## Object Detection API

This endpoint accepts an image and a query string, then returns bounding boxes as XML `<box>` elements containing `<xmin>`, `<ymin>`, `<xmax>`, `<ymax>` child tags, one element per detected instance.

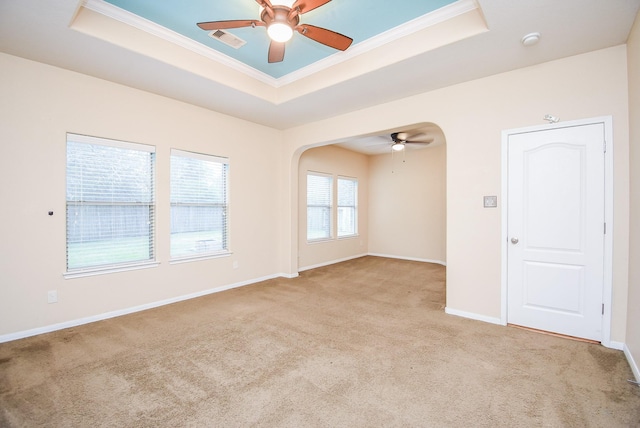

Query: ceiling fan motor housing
<box><xmin>261</xmin><ymin>5</ymin><xmax>300</xmax><ymax>35</ymax></box>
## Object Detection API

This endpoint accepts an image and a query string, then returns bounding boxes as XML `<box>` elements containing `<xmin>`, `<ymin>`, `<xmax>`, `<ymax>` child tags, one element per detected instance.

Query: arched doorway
<box><xmin>292</xmin><ymin>122</ymin><xmax>447</xmax><ymax>288</ymax></box>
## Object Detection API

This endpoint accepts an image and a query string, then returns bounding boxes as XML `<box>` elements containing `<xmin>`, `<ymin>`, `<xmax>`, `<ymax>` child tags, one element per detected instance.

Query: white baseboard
<box><xmin>445</xmin><ymin>307</ymin><xmax>504</xmax><ymax>325</ymax></box>
<box><xmin>624</xmin><ymin>344</ymin><xmax>640</xmax><ymax>382</ymax></box>
<box><xmin>367</xmin><ymin>253</ymin><xmax>446</xmax><ymax>266</ymax></box>
<box><xmin>298</xmin><ymin>253</ymin><xmax>368</xmax><ymax>272</ymax></box>
<box><xmin>604</xmin><ymin>340</ymin><xmax>624</xmax><ymax>351</ymax></box>
<box><xmin>0</xmin><ymin>272</ymin><xmax>291</xmax><ymax>344</ymax></box>
<box><xmin>299</xmin><ymin>253</ymin><xmax>446</xmax><ymax>272</ymax></box>
<box><xmin>279</xmin><ymin>272</ymin><xmax>299</xmax><ymax>279</ymax></box>
<box><xmin>0</xmin><ymin>255</ymin><xmax>441</xmax><ymax>343</ymax></box>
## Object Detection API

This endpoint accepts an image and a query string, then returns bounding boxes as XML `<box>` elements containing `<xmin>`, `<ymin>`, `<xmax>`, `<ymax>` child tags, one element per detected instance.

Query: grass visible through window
<box><xmin>171</xmin><ymin>230</ymin><xmax>224</xmax><ymax>258</ymax></box>
<box><xmin>67</xmin><ymin>237</ymin><xmax>152</xmax><ymax>270</ymax></box>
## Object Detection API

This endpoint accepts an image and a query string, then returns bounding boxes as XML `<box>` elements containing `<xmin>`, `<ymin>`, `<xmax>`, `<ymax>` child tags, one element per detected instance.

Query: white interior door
<box><xmin>507</xmin><ymin>123</ymin><xmax>605</xmax><ymax>341</ymax></box>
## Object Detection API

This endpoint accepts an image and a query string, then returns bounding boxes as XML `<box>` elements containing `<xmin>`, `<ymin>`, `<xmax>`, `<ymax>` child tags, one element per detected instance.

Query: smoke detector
<box><xmin>521</xmin><ymin>32</ymin><xmax>540</xmax><ymax>46</ymax></box>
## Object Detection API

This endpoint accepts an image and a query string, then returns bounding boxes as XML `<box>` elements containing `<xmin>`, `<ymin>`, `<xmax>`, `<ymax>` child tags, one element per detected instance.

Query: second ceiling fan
<box><xmin>390</xmin><ymin>132</ymin><xmax>434</xmax><ymax>151</ymax></box>
<box><xmin>197</xmin><ymin>0</ymin><xmax>353</xmax><ymax>63</ymax></box>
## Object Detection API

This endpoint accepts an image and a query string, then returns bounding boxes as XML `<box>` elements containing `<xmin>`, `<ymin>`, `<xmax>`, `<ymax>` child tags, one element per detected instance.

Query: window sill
<box><xmin>307</xmin><ymin>238</ymin><xmax>333</xmax><ymax>244</ymax></box>
<box><xmin>169</xmin><ymin>251</ymin><xmax>232</xmax><ymax>265</ymax></box>
<box><xmin>64</xmin><ymin>261</ymin><xmax>160</xmax><ymax>279</ymax></box>
<box><xmin>338</xmin><ymin>234</ymin><xmax>359</xmax><ymax>240</ymax></box>
<box><xmin>307</xmin><ymin>234</ymin><xmax>359</xmax><ymax>244</ymax></box>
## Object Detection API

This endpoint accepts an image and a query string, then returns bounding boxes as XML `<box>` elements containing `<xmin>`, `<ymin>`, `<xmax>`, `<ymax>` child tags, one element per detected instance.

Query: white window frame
<box><xmin>307</xmin><ymin>171</ymin><xmax>333</xmax><ymax>242</ymax></box>
<box><xmin>64</xmin><ymin>133</ymin><xmax>158</xmax><ymax>279</ymax></box>
<box><xmin>337</xmin><ymin>176</ymin><xmax>358</xmax><ymax>238</ymax></box>
<box><xmin>170</xmin><ymin>149</ymin><xmax>230</xmax><ymax>263</ymax></box>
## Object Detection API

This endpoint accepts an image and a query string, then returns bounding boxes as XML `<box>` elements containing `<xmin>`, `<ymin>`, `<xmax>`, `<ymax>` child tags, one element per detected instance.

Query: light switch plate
<box><xmin>483</xmin><ymin>196</ymin><xmax>498</xmax><ymax>208</ymax></box>
<box><xmin>47</xmin><ymin>290</ymin><xmax>58</xmax><ymax>304</ymax></box>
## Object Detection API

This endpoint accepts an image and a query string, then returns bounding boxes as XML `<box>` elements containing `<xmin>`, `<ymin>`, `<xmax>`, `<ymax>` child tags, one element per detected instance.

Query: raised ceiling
<box><xmin>0</xmin><ymin>0</ymin><xmax>639</xmax><ymax>132</ymax></box>
<box><xmin>101</xmin><ymin>0</ymin><xmax>458</xmax><ymax>79</ymax></box>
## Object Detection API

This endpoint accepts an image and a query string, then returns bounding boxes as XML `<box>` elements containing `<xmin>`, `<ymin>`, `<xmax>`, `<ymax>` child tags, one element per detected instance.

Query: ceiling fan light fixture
<box><xmin>392</xmin><ymin>142</ymin><xmax>405</xmax><ymax>151</ymax></box>
<box><xmin>268</xmin><ymin>22</ymin><xmax>293</xmax><ymax>42</ymax></box>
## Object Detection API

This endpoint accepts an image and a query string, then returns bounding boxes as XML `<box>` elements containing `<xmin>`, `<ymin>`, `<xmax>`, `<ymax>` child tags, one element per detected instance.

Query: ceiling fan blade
<box><xmin>256</xmin><ymin>0</ymin><xmax>275</xmax><ymax>19</ymax></box>
<box><xmin>392</xmin><ymin>132</ymin><xmax>432</xmax><ymax>144</ymax></box>
<box><xmin>407</xmin><ymin>132</ymin><xmax>428</xmax><ymax>140</ymax></box>
<box><xmin>197</xmin><ymin>20</ymin><xmax>262</xmax><ymax>31</ymax></box>
<box><xmin>292</xmin><ymin>0</ymin><xmax>331</xmax><ymax>14</ymax></box>
<box><xmin>256</xmin><ymin>0</ymin><xmax>274</xmax><ymax>8</ymax></box>
<box><xmin>405</xmin><ymin>133</ymin><xmax>433</xmax><ymax>144</ymax></box>
<box><xmin>296</xmin><ymin>24</ymin><xmax>352</xmax><ymax>51</ymax></box>
<box><xmin>268</xmin><ymin>41</ymin><xmax>285</xmax><ymax>63</ymax></box>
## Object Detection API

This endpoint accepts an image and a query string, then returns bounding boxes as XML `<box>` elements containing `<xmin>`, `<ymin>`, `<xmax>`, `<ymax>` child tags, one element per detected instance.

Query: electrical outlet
<box><xmin>483</xmin><ymin>195</ymin><xmax>498</xmax><ymax>208</ymax></box>
<box><xmin>47</xmin><ymin>290</ymin><xmax>58</xmax><ymax>304</ymax></box>
<box><xmin>233</xmin><ymin>261</ymin><xmax>239</xmax><ymax>269</ymax></box>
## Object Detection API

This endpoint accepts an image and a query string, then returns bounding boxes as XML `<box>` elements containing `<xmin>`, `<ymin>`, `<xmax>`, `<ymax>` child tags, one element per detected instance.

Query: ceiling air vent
<box><xmin>208</xmin><ymin>29</ymin><xmax>247</xmax><ymax>49</ymax></box>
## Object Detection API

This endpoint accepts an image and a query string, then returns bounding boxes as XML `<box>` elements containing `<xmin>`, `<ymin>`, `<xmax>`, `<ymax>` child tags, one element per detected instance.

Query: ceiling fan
<box><xmin>197</xmin><ymin>0</ymin><xmax>353</xmax><ymax>63</ymax></box>
<box><xmin>390</xmin><ymin>132</ymin><xmax>434</xmax><ymax>151</ymax></box>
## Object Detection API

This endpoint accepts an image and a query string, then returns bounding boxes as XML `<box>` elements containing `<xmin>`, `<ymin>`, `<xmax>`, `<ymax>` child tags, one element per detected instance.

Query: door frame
<box><xmin>500</xmin><ymin>116</ymin><xmax>614</xmax><ymax>347</ymax></box>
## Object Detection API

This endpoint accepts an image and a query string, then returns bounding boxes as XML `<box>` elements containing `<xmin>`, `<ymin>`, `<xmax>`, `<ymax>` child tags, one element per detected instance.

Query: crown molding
<box><xmin>82</xmin><ymin>0</ymin><xmax>279</xmax><ymax>86</ymax></box>
<box><xmin>276</xmin><ymin>0</ymin><xmax>479</xmax><ymax>86</ymax></box>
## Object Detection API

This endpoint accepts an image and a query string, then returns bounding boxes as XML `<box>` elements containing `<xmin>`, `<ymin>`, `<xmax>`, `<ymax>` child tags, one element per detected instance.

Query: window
<box><xmin>170</xmin><ymin>149</ymin><xmax>229</xmax><ymax>260</ymax></box>
<box><xmin>337</xmin><ymin>177</ymin><xmax>358</xmax><ymax>237</ymax></box>
<box><xmin>66</xmin><ymin>134</ymin><xmax>156</xmax><ymax>275</ymax></box>
<box><xmin>307</xmin><ymin>172</ymin><xmax>332</xmax><ymax>241</ymax></box>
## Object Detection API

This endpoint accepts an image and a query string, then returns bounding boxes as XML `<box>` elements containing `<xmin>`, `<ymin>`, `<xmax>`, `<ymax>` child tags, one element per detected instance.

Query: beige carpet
<box><xmin>0</xmin><ymin>256</ymin><xmax>638</xmax><ymax>427</ymax></box>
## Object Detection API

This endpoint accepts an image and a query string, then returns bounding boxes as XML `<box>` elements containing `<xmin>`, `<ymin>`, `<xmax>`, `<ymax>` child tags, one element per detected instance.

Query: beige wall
<box><xmin>0</xmin><ymin>43</ymin><xmax>633</xmax><ymax>348</ymax></box>
<box><xmin>284</xmin><ymin>45</ymin><xmax>630</xmax><ymax>342</ymax></box>
<box><xmin>298</xmin><ymin>145</ymin><xmax>369</xmax><ymax>269</ymax></box>
<box><xmin>0</xmin><ymin>53</ymin><xmax>283</xmax><ymax>337</ymax></box>
<box><xmin>368</xmin><ymin>144</ymin><xmax>446</xmax><ymax>263</ymax></box>
<box><xmin>626</xmin><ymin>10</ymin><xmax>640</xmax><ymax>378</ymax></box>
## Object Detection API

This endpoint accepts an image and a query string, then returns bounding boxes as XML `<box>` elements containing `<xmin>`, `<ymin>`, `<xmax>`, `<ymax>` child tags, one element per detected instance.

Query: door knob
<box><xmin>511</xmin><ymin>237</ymin><xmax>519</xmax><ymax>244</ymax></box>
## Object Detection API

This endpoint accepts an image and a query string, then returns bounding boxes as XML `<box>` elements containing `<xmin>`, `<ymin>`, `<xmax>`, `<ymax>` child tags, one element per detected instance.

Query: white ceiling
<box><xmin>1</xmin><ymin>0</ymin><xmax>638</xmax><ymax>144</ymax></box>
<box><xmin>335</xmin><ymin>123</ymin><xmax>446</xmax><ymax>156</ymax></box>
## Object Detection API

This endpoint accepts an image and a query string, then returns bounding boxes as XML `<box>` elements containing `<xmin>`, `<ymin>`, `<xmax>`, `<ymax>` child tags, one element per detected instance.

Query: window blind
<box><xmin>66</xmin><ymin>134</ymin><xmax>155</xmax><ymax>273</ymax></box>
<box><xmin>337</xmin><ymin>177</ymin><xmax>358</xmax><ymax>237</ymax></box>
<box><xmin>307</xmin><ymin>172</ymin><xmax>332</xmax><ymax>240</ymax></box>
<box><xmin>170</xmin><ymin>149</ymin><xmax>229</xmax><ymax>260</ymax></box>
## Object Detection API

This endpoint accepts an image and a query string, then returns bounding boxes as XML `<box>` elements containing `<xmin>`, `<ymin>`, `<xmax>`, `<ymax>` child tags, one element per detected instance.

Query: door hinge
<box><xmin>604</xmin><ymin>223</ymin><xmax>606</xmax><ymax>234</ymax></box>
<box><xmin>602</xmin><ymin>303</ymin><xmax>605</xmax><ymax>315</ymax></box>
<box><xmin>603</xmin><ymin>140</ymin><xmax>607</xmax><ymax>153</ymax></box>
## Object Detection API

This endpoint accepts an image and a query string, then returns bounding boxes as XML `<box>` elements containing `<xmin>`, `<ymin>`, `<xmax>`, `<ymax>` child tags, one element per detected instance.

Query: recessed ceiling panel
<box><xmin>103</xmin><ymin>0</ymin><xmax>457</xmax><ymax>78</ymax></box>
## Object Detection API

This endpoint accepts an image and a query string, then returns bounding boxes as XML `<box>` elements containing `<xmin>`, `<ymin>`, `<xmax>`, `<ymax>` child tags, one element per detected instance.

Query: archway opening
<box><xmin>292</xmin><ymin>122</ymin><xmax>447</xmax><ymax>306</ymax></box>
